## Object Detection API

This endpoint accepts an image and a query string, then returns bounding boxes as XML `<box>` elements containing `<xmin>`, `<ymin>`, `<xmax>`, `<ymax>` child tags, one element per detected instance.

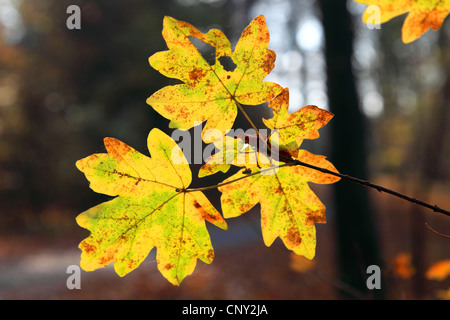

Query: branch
<box><xmin>286</xmin><ymin>158</ymin><xmax>450</xmax><ymax>217</ymax></box>
<box><xmin>425</xmin><ymin>223</ymin><xmax>450</xmax><ymax>238</ymax></box>
<box><xmin>185</xmin><ymin>162</ymin><xmax>292</xmax><ymax>193</ymax></box>
<box><xmin>233</xmin><ymin>100</ymin><xmax>450</xmax><ymax>218</ymax></box>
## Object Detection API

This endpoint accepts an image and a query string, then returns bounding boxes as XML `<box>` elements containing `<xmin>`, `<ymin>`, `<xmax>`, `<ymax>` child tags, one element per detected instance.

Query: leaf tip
<box><xmin>75</xmin><ymin>158</ymin><xmax>84</xmax><ymax>172</ymax></box>
<box><xmin>254</xmin><ymin>15</ymin><xmax>266</xmax><ymax>23</ymax></box>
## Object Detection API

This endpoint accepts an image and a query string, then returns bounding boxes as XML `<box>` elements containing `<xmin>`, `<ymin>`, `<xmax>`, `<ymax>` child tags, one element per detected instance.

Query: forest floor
<box><xmin>0</xmin><ymin>216</ymin><xmax>340</xmax><ymax>300</ymax></box>
<box><xmin>0</xmin><ymin>176</ymin><xmax>448</xmax><ymax>300</ymax></box>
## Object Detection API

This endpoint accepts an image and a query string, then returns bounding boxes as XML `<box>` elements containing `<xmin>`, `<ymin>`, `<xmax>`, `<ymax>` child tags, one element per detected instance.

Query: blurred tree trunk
<box><xmin>408</xmin><ymin>29</ymin><xmax>450</xmax><ymax>298</ymax></box>
<box><xmin>318</xmin><ymin>0</ymin><xmax>383</xmax><ymax>298</ymax></box>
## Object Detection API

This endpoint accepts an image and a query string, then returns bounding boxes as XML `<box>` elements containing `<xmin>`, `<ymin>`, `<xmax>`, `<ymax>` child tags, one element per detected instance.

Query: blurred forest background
<box><xmin>0</xmin><ymin>0</ymin><xmax>448</xmax><ymax>299</ymax></box>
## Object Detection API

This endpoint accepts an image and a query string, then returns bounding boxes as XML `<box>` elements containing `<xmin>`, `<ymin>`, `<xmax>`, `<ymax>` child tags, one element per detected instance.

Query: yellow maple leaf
<box><xmin>147</xmin><ymin>16</ymin><xmax>282</xmax><ymax>143</ymax></box>
<box><xmin>198</xmin><ymin>88</ymin><xmax>339</xmax><ymax>259</ymax></box>
<box><xmin>219</xmin><ymin>151</ymin><xmax>339</xmax><ymax>260</ymax></box>
<box><xmin>355</xmin><ymin>0</ymin><xmax>450</xmax><ymax>43</ymax></box>
<box><xmin>75</xmin><ymin>128</ymin><xmax>227</xmax><ymax>285</ymax></box>
<box><xmin>263</xmin><ymin>88</ymin><xmax>334</xmax><ymax>159</ymax></box>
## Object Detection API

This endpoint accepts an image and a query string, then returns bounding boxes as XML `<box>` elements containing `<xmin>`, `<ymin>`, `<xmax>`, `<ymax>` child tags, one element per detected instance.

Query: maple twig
<box><xmin>286</xmin><ymin>158</ymin><xmax>450</xmax><ymax>217</ymax></box>
<box><xmin>425</xmin><ymin>222</ymin><xmax>450</xmax><ymax>238</ymax></box>
<box><xmin>189</xmin><ymin>157</ymin><xmax>450</xmax><ymax>217</ymax></box>
<box><xmin>234</xmin><ymin>100</ymin><xmax>450</xmax><ymax>218</ymax></box>
<box><xmin>185</xmin><ymin>163</ymin><xmax>291</xmax><ymax>193</ymax></box>
<box><xmin>235</xmin><ymin>100</ymin><xmax>263</xmax><ymax>137</ymax></box>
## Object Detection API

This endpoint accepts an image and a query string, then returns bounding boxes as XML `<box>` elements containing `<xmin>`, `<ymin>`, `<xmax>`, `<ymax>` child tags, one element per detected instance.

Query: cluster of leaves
<box><xmin>76</xmin><ymin>16</ymin><xmax>340</xmax><ymax>285</ymax></box>
<box><xmin>355</xmin><ymin>0</ymin><xmax>450</xmax><ymax>43</ymax></box>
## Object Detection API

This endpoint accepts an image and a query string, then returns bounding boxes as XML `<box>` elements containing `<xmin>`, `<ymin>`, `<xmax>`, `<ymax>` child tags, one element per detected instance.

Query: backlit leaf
<box><xmin>198</xmin><ymin>133</ymin><xmax>266</xmax><ymax>178</ymax></box>
<box><xmin>76</xmin><ymin>128</ymin><xmax>227</xmax><ymax>285</ymax></box>
<box><xmin>219</xmin><ymin>152</ymin><xmax>339</xmax><ymax>259</ymax></box>
<box><xmin>355</xmin><ymin>0</ymin><xmax>450</xmax><ymax>43</ymax></box>
<box><xmin>202</xmin><ymin>90</ymin><xmax>340</xmax><ymax>259</ymax></box>
<box><xmin>147</xmin><ymin>16</ymin><xmax>282</xmax><ymax>142</ymax></box>
<box><xmin>263</xmin><ymin>88</ymin><xmax>334</xmax><ymax>158</ymax></box>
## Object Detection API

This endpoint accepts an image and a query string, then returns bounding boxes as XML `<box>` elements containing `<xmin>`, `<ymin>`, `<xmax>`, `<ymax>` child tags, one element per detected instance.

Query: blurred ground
<box><xmin>0</xmin><ymin>177</ymin><xmax>448</xmax><ymax>300</ymax></box>
<box><xmin>0</xmin><ymin>218</ymin><xmax>338</xmax><ymax>300</ymax></box>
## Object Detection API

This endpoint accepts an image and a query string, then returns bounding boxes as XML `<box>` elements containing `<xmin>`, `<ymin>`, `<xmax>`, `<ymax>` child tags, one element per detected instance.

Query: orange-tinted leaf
<box><xmin>426</xmin><ymin>259</ymin><xmax>450</xmax><ymax>281</ymax></box>
<box><xmin>355</xmin><ymin>0</ymin><xmax>450</xmax><ymax>43</ymax></box>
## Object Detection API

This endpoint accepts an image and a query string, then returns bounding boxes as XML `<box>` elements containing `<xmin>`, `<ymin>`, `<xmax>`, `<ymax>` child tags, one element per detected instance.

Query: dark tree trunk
<box><xmin>318</xmin><ymin>0</ymin><xmax>383</xmax><ymax>298</ymax></box>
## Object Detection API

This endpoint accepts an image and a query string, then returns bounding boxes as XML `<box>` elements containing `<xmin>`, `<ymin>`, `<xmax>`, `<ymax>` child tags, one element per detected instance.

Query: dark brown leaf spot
<box><xmin>99</xmin><ymin>255</ymin><xmax>113</xmax><ymax>265</ymax></box>
<box><xmin>193</xmin><ymin>201</ymin><xmax>201</xmax><ymax>208</ymax></box>
<box><xmin>80</xmin><ymin>242</ymin><xmax>96</xmax><ymax>254</ymax></box>
<box><xmin>206</xmin><ymin>249</ymin><xmax>214</xmax><ymax>261</ymax></box>
<box><xmin>164</xmin><ymin>263</ymin><xmax>174</xmax><ymax>270</ymax></box>
<box><xmin>286</xmin><ymin>227</ymin><xmax>302</xmax><ymax>246</ymax></box>
<box><xmin>189</xmin><ymin>68</ymin><xmax>207</xmax><ymax>82</ymax></box>
<box><xmin>305</xmin><ymin>210</ymin><xmax>326</xmax><ymax>225</ymax></box>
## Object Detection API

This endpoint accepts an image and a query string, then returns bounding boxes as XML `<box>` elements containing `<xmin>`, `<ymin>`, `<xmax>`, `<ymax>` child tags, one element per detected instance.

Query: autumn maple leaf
<box><xmin>263</xmin><ymin>88</ymin><xmax>334</xmax><ymax>159</ymax></box>
<box><xmin>219</xmin><ymin>151</ymin><xmax>339</xmax><ymax>259</ymax></box>
<box><xmin>356</xmin><ymin>0</ymin><xmax>450</xmax><ymax>43</ymax></box>
<box><xmin>147</xmin><ymin>16</ymin><xmax>282</xmax><ymax>143</ymax></box>
<box><xmin>75</xmin><ymin>128</ymin><xmax>227</xmax><ymax>285</ymax></box>
<box><xmin>198</xmin><ymin>132</ymin><xmax>267</xmax><ymax>178</ymax></box>
<box><xmin>199</xmin><ymin>88</ymin><xmax>339</xmax><ymax>259</ymax></box>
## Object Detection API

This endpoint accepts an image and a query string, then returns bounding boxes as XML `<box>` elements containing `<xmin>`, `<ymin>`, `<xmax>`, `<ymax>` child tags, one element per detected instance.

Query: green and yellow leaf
<box><xmin>263</xmin><ymin>88</ymin><xmax>334</xmax><ymax>158</ymax></box>
<box><xmin>147</xmin><ymin>16</ymin><xmax>282</xmax><ymax>142</ymax></box>
<box><xmin>198</xmin><ymin>87</ymin><xmax>340</xmax><ymax>259</ymax></box>
<box><xmin>198</xmin><ymin>132</ymin><xmax>269</xmax><ymax>177</ymax></box>
<box><xmin>76</xmin><ymin>128</ymin><xmax>227</xmax><ymax>285</ymax></box>
<box><xmin>219</xmin><ymin>152</ymin><xmax>339</xmax><ymax>259</ymax></box>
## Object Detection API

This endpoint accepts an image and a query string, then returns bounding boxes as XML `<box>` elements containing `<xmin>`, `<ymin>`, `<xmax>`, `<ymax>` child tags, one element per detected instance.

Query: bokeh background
<box><xmin>0</xmin><ymin>0</ymin><xmax>448</xmax><ymax>299</ymax></box>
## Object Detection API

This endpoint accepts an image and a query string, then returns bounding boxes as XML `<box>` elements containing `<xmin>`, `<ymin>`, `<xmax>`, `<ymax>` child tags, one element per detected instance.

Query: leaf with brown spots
<box><xmin>219</xmin><ymin>151</ymin><xmax>339</xmax><ymax>259</ymax></box>
<box><xmin>147</xmin><ymin>16</ymin><xmax>282</xmax><ymax>143</ymax></box>
<box><xmin>75</xmin><ymin>128</ymin><xmax>227</xmax><ymax>285</ymax></box>
<box><xmin>263</xmin><ymin>88</ymin><xmax>334</xmax><ymax>159</ymax></box>
<box><xmin>355</xmin><ymin>0</ymin><xmax>450</xmax><ymax>43</ymax></box>
<box><xmin>196</xmin><ymin>86</ymin><xmax>340</xmax><ymax>259</ymax></box>
<box><xmin>198</xmin><ymin>88</ymin><xmax>335</xmax><ymax>179</ymax></box>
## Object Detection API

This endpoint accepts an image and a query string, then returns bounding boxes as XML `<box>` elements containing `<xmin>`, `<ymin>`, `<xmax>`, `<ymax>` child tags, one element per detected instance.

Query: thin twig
<box><xmin>425</xmin><ymin>222</ymin><xmax>450</xmax><ymax>238</ymax></box>
<box><xmin>287</xmin><ymin>158</ymin><xmax>450</xmax><ymax>217</ymax></box>
<box><xmin>185</xmin><ymin>163</ymin><xmax>290</xmax><ymax>193</ymax></box>
<box><xmin>232</xmin><ymin>99</ymin><xmax>450</xmax><ymax>218</ymax></box>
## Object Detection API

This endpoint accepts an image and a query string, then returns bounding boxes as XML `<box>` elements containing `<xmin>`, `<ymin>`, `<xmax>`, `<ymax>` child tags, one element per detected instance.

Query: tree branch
<box><xmin>285</xmin><ymin>158</ymin><xmax>450</xmax><ymax>217</ymax></box>
<box><xmin>425</xmin><ymin>222</ymin><xmax>450</xmax><ymax>238</ymax></box>
<box><xmin>233</xmin><ymin>99</ymin><xmax>450</xmax><ymax>218</ymax></box>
